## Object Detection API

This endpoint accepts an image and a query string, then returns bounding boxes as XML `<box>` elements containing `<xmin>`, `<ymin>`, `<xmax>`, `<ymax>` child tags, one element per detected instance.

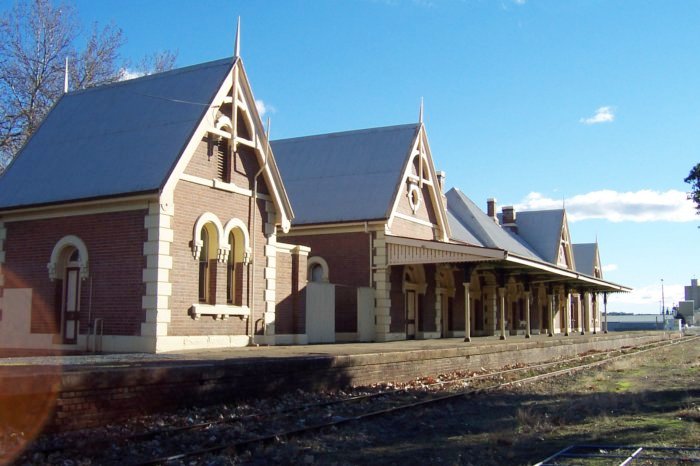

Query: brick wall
<box><xmin>390</xmin><ymin>217</ymin><xmax>435</xmax><ymax>240</ymax></box>
<box><xmin>290</xmin><ymin>232</ymin><xmax>370</xmax><ymax>333</ymax></box>
<box><xmin>0</xmin><ymin>332</ymin><xmax>670</xmax><ymax>432</ymax></box>
<box><xmin>396</xmin><ymin>182</ymin><xmax>439</xmax><ymax>225</ymax></box>
<box><xmin>3</xmin><ymin>210</ymin><xmax>147</xmax><ymax>336</ymax></box>
<box><xmin>170</xmin><ymin>137</ymin><xmax>271</xmax><ymax>337</ymax></box>
<box><xmin>275</xmin><ymin>248</ymin><xmax>307</xmax><ymax>335</ymax></box>
<box><xmin>170</xmin><ymin>182</ymin><xmax>266</xmax><ymax>336</ymax></box>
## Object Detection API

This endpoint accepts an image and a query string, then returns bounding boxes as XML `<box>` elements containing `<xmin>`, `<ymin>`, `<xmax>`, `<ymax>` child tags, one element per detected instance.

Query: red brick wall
<box><xmin>421</xmin><ymin>264</ymin><xmax>436</xmax><ymax>332</ymax></box>
<box><xmin>170</xmin><ymin>180</ymin><xmax>268</xmax><ymax>336</ymax></box>
<box><xmin>390</xmin><ymin>266</ymin><xmax>405</xmax><ymax>333</ymax></box>
<box><xmin>288</xmin><ymin>232</ymin><xmax>370</xmax><ymax>334</ymax></box>
<box><xmin>275</xmin><ymin>250</ymin><xmax>307</xmax><ymax>335</ymax></box>
<box><xmin>396</xmin><ymin>183</ymin><xmax>439</xmax><ymax>225</ymax></box>
<box><xmin>289</xmin><ymin>232</ymin><xmax>370</xmax><ymax>288</ymax></box>
<box><xmin>183</xmin><ymin>137</ymin><xmax>268</xmax><ymax>195</ymax></box>
<box><xmin>390</xmin><ymin>217</ymin><xmax>435</xmax><ymax>240</ymax></box>
<box><xmin>3</xmin><ymin>210</ymin><xmax>147</xmax><ymax>336</ymax></box>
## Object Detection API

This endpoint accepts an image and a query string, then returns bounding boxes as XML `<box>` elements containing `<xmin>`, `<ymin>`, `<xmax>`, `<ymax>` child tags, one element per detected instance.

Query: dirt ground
<box><xmin>281</xmin><ymin>338</ymin><xmax>700</xmax><ymax>466</ymax></box>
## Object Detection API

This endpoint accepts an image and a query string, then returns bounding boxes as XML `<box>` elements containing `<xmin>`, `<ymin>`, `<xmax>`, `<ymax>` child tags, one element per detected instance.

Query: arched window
<box><xmin>310</xmin><ymin>263</ymin><xmax>324</xmax><ymax>283</ymax></box>
<box><xmin>307</xmin><ymin>257</ymin><xmax>330</xmax><ymax>283</ymax></box>
<box><xmin>198</xmin><ymin>227</ymin><xmax>210</xmax><ymax>303</ymax></box>
<box><xmin>227</xmin><ymin>232</ymin><xmax>236</xmax><ymax>304</ymax></box>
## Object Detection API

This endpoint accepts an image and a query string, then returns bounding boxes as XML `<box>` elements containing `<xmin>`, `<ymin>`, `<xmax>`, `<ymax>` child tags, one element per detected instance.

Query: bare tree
<box><xmin>0</xmin><ymin>0</ymin><xmax>176</xmax><ymax>171</ymax></box>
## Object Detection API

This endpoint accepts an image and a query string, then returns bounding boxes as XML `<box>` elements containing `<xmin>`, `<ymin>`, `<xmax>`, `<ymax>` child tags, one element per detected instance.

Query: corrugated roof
<box><xmin>512</xmin><ymin>209</ymin><xmax>565</xmax><ymax>263</ymax></box>
<box><xmin>573</xmin><ymin>243</ymin><xmax>598</xmax><ymax>276</ymax></box>
<box><xmin>0</xmin><ymin>57</ymin><xmax>233</xmax><ymax>210</ymax></box>
<box><xmin>271</xmin><ymin>124</ymin><xmax>420</xmax><ymax>225</ymax></box>
<box><xmin>445</xmin><ymin>188</ymin><xmax>541</xmax><ymax>260</ymax></box>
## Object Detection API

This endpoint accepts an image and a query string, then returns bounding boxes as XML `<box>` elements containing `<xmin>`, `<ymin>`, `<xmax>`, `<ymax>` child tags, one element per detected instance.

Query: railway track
<box><xmin>13</xmin><ymin>335</ymin><xmax>696</xmax><ymax>465</ymax></box>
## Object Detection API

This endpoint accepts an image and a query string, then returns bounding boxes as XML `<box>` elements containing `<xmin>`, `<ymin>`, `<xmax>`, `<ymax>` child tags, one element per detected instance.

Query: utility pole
<box><xmin>661</xmin><ymin>279</ymin><xmax>665</xmax><ymax>316</ymax></box>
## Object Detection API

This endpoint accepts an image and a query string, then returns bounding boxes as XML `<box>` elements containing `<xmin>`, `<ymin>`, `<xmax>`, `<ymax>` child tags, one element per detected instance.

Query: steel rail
<box><xmin>134</xmin><ymin>336</ymin><xmax>696</xmax><ymax>466</ymax></box>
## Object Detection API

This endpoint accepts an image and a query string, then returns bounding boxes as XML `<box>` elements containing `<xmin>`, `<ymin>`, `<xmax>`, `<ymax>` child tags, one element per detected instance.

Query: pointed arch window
<box><xmin>227</xmin><ymin>232</ymin><xmax>236</xmax><ymax>304</ymax></box>
<box><xmin>198</xmin><ymin>228</ymin><xmax>210</xmax><ymax>303</ymax></box>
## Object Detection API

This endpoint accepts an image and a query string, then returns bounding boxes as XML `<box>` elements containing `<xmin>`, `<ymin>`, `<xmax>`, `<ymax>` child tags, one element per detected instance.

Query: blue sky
<box><xmin>5</xmin><ymin>0</ymin><xmax>698</xmax><ymax>313</ymax></box>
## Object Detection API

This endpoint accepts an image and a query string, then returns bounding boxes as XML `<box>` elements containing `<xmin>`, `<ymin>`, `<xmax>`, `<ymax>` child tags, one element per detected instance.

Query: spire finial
<box><xmin>234</xmin><ymin>16</ymin><xmax>241</xmax><ymax>59</ymax></box>
<box><xmin>64</xmin><ymin>56</ymin><xmax>69</xmax><ymax>93</ymax></box>
<box><xmin>266</xmin><ymin>117</ymin><xmax>271</xmax><ymax>138</ymax></box>
<box><xmin>419</xmin><ymin>97</ymin><xmax>424</xmax><ymax>124</ymax></box>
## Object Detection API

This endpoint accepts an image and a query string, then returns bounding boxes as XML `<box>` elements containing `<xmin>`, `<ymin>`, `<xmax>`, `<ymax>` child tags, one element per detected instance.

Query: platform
<box><xmin>0</xmin><ymin>331</ymin><xmax>676</xmax><ymax>432</ymax></box>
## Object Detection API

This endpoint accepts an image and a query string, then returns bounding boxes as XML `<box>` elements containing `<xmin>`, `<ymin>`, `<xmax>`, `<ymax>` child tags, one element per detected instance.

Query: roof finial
<box><xmin>419</xmin><ymin>97</ymin><xmax>424</xmax><ymax>124</ymax></box>
<box><xmin>234</xmin><ymin>16</ymin><xmax>241</xmax><ymax>59</ymax></box>
<box><xmin>266</xmin><ymin>116</ymin><xmax>271</xmax><ymax>138</ymax></box>
<box><xmin>64</xmin><ymin>56</ymin><xmax>69</xmax><ymax>93</ymax></box>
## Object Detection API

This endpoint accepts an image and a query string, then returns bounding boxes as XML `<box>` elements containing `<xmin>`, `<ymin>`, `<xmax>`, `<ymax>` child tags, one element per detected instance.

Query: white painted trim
<box><xmin>307</xmin><ymin>256</ymin><xmax>330</xmax><ymax>283</ymax></box>
<box><xmin>155</xmin><ymin>334</ymin><xmax>251</xmax><ymax>353</ymax></box>
<box><xmin>192</xmin><ymin>212</ymin><xmax>226</xmax><ymax>260</ymax></box>
<box><xmin>179</xmin><ymin>173</ymin><xmax>274</xmax><ymax>201</ymax></box>
<box><xmin>393</xmin><ymin>212</ymin><xmax>437</xmax><ymax>228</ymax></box>
<box><xmin>0</xmin><ymin>196</ymin><xmax>154</xmax><ymax>222</ymax></box>
<box><xmin>281</xmin><ymin>222</ymin><xmax>385</xmax><ymax>236</ymax></box>
<box><xmin>47</xmin><ymin>235</ymin><xmax>89</xmax><ymax>280</ymax></box>
<box><xmin>223</xmin><ymin>217</ymin><xmax>252</xmax><ymax>263</ymax></box>
<box><xmin>190</xmin><ymin>303</ymin><xmax>250</xmax><ymax>320</ymax></box>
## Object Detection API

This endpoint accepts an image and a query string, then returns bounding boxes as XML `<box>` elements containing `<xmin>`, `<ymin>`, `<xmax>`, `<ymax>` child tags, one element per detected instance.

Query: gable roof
<box><xmin>446</xmin><ymin>188</ymin><xmax>541</xmax><ymax>260</ymax></box>
<box><xmin>573</xmin><ymin>243</ymin><xmax>600</xmax><ymax>277</ymax></box>
<box><xmin>510</xmin><ymin>209</ymin><xmax>566</xmax><ymax>264</ymax></box>
<box><xmin>271</xmin><ymin>124</ymin><xmax>420</xmax><ymax>225</ymax></box>
<box><xmin>0</xmin><ymin>58</ymin><xmax>233</xmax><ymax>210</ymax></box>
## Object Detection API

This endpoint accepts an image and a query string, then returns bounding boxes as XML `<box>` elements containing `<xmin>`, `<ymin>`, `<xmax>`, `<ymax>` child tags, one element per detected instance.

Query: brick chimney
<box><xmin>436</xmin><ymin>170</ymin><xmax>446</xmax><ymax>192</ymax></box>
<box><xmin>502</xmin><ymin>205</ymin><xmax>517</xmax><ymax>233</ymax></box>
<box><xmin>487</xmin><ymin>198</ymin><xmax>498</xmax><ymax>223</ymax></box>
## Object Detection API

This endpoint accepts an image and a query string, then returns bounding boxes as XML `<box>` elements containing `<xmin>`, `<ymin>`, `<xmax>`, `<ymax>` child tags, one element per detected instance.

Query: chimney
<box><xmin>487</xmin><ymin>198</ymin><xmax>498</xmax><ymax>223</ymax></box>
<box><xmin>436</xmin><ymin>170</ymin><xmax>446</xmax><ymax>192</ymax></box>
<box><xmin>502</xmin><ymin>205</ymin><xmax>517</xmax><ymax>232</ymax></box>
<box><xmin>692</xmin><ymin>278</ymin><xmax>698</xmax><ymax>288</ymax></box>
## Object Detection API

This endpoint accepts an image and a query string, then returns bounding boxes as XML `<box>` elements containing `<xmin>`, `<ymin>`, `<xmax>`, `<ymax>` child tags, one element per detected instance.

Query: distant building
<box><xmin>677</xmin><ymin>278</ymin><xmax>699</xmax><ymax>325</ymax></box>
<box><xmin>606</xmin><ymin>314</ymin><xmax>676</xmax><ymax>332</ymax></box>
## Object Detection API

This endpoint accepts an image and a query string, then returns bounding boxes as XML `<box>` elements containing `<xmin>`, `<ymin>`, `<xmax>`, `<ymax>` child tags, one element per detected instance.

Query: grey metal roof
<box><xmin>511</xmin><ymin>209</ymin><xmax>565</xmax><ymax>264</ymax></box>
<box><xmin>445</xmin><ymin>188</ymin><xmax>541</xmax><ymax>260</ymax></box>
<box><xmin>271</xmin><ymin>124</ymin><xmax>420</xmax><ymax>225</ymax></box>
<box><xmin>446</xmin><ymin>210</ymin><xmax>483</xmax><ymax>246</ymax></box>
<box><xmin>0</xmin><ymin>57</ymin><xmax>233</xmax><ymax>210</ymax></box>
<box><xmin>573</xmin><ymin>243</ymin><xmax>598</xmax><ymax>276</ymax></box>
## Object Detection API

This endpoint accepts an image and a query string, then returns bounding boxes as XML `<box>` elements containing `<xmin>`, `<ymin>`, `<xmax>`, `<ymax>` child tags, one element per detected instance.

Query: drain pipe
<box><xmin>249</xmin><ymin>118</ymin><xmax>270</xmax><ymax>346</ymax></box>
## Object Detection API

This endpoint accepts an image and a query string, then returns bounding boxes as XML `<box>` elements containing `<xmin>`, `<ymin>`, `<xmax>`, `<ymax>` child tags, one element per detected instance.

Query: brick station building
<box><xmin>272</xmin><ymin>122</ymin><xmax>629</xmax><ymax>344</ymax></box>
<box><xmin>0</xmin><ymin>49</ymin><xmax>309</xmax><ymax>353</ymax></box>
<box><xmin>0</xmin><ymin>37</ymin><xmax>629</xmax><ymax>353</ymax></box>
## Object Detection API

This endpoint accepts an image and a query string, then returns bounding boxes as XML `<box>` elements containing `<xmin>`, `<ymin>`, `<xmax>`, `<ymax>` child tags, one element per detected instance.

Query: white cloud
<box><xmin>608</xmin><ymin>282</ymin><xmax>684</xmax><ymax>309</ymax></box>
<box><xmin>255</xmin><ymin>99</ymin><xmax>276</xmax><ymax>118</ymax></box>
<box><xmin>602</xmin><ymin>264</ymin><xmax>618</xmax><ymax>273</ymax></box>
<box><xmin>580</xmin><ymin>106</ymin><xmax>615</xmax><ymax>125</ymax></box>
<box><xmin>514</xmin><ymin>0</ymin><xmax>526</xmax><ymax>4</ymax></box>
<box><xmin>515</xmin><ymin>189</ymin><xmax>696</xmax><ymax>223</ymax></box>
<box><xmin>119</xmin><ymin>68</ymin><xmax>145</xmax><ymax>81</ymax></box>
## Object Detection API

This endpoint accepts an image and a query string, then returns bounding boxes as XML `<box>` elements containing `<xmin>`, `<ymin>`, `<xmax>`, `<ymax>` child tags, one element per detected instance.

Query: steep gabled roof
<box><xmin>271</xmin><ymin>124</ymin><xmax>420</xmax><ymax>225</ymax></box>
<box><xmin>0</xmin><ymin>58</ymin><xmax>233</xmax><ymax>210</ymax></box>
<box><xmin>512</xmin><ymin>209</ymin><xmax>566</xmax><ymax>264</ymax></box>
<box><xmin>446</xmin><ymin>188</ymin><xmax>540</xmax><ymax>260</ymax></box>
<box><xmin>573</xmin><ymin>243</ymin><xmax>600</xmax><ymax>277</ymax></box>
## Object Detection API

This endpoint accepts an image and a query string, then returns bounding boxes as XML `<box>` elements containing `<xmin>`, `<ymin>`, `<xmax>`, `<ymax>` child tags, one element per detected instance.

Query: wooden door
<box><xmin>62</xmin><ymin>267</ymin><xmax>80</xmax><ymax>344</ymax></box>
<box><xmin>406</xmin><ymin>290</ymin><xmax>416</xmax><ymax>339</ymax></box>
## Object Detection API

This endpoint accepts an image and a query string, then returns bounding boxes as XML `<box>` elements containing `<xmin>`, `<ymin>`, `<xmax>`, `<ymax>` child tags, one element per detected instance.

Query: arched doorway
<box><xmin>402</xmin><ymin>264</ymin><xmax>426</xmax><ymax>339</ymax></box>
<box><xmin>436</xmin><ymin>266</ymin><xmax>455</xmax><ymax>337</ymax></box>
<box><xmin>48</xmin><ymin>236</ymin><xmax>89</xmax><ymax>344</ymax></box>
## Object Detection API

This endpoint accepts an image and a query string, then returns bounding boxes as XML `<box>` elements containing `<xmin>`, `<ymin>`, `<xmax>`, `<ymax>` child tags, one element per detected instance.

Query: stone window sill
<box><xmin>190</xmin><ymin>303</ymin><xmax>250</xmax><ymax>320</ymax></box>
